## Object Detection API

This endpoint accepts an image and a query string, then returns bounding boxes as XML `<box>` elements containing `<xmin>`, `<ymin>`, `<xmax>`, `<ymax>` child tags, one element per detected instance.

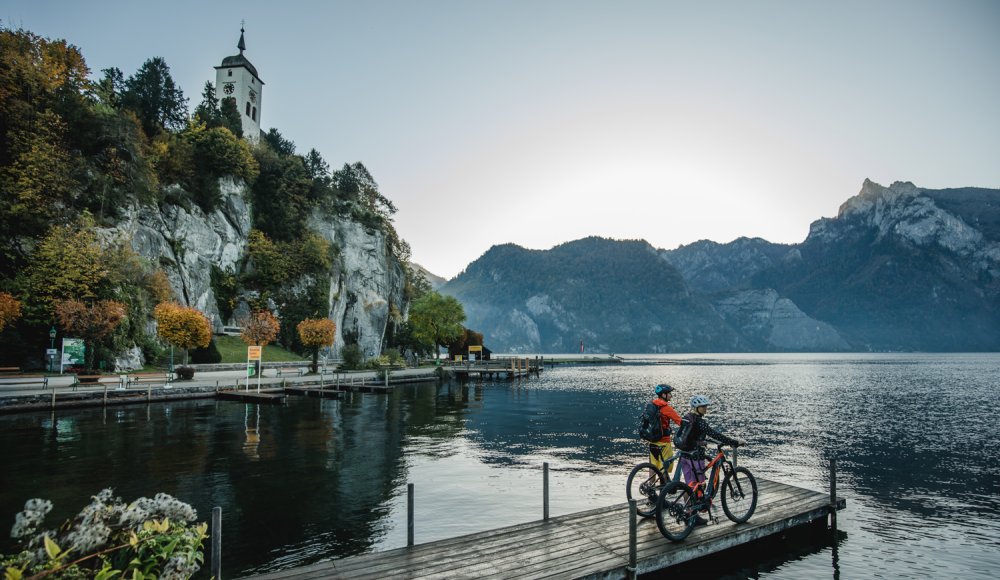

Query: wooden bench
<box><xmin>0</xmin><ymin>367</ymin><xmax>21</xmax><ymax>375</ymax></box>
<box><xmin>275</xmin><ymin>367</ymin><xmax>304</xmax><ymax>377</ymax></box>
<box><xmin>72</xmin><ymin>375</ymin><xmax>126</xmax><ymax>391</ymax></box>
<box><xmin>127</xmin><ymin>373</ymin><xmax>174</xmax><ymax>389</ymax></box>
<box><xmin>0</xmin><ymin>374</ymin><xmax>49</xmax><ymax>391</ymax></box>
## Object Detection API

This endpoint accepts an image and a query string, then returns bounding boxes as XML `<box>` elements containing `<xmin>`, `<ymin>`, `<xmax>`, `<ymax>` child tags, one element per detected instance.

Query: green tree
<box><xmin>193</xmin><ymin>81</ymin><xmax>221</xmax><ymax>127</ymax></box>
<box><xmin>219</xmin><ymin>96</ymin><xmax>243</xmax><ymax>138</ymax></box>
<box><xmin>123</xmin><ymin>57</ymin><xmax>188</xmax><ymax>135</ymax></box>
<box><xmin>262</xmin><ymin>128</ymin><xmax>295</xmax><ymax>156</ymax></box>
<box><xmin>407</xmin><ymin>291</ymin><xmax>466</xmax><ymax>363</ymax></box>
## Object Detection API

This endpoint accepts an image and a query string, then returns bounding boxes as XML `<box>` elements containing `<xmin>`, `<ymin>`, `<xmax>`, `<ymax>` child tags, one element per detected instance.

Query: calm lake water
<box><xmin>2</xmin><ymin>353</ymin><xmax>999</xmax><ymax>579</ymax></box>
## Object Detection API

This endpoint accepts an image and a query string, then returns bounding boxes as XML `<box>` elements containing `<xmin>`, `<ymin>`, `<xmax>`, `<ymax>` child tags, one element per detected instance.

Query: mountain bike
<box><xmin>625</xmin><ymin>451</ymin><xmax>682</xmax><ymax>517</ymax></box>
<box><xmin>655</xmin><ymin>442</ymin><xmax>758</xmax><ymax>542</ymax></box>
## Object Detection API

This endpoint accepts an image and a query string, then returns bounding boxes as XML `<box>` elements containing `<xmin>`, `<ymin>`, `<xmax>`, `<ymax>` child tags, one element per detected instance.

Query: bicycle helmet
<box><xmin>690</xmin><ymin>395</ymin><xmax>711</xmax><ymax>407</ymax></box>
<box><xmin>654</xmin><ymin>384</ymin><xmax>675</xmax><ymax>395</ymax></box>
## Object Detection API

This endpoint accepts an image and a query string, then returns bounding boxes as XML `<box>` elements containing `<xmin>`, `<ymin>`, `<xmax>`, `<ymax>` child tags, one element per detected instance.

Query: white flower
<box><xmin>10</xmin><ymin>499</ymin><xmax>52</xmax><ymax>540</ymax></box>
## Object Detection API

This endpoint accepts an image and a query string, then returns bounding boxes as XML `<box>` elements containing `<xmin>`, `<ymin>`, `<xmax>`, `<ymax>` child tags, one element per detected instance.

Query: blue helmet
<box><xmin>690</xmin><ymin>395</ymin><xmax>711</xmax><ymax>407</ymax></box>
<box><xmin>655</xmin><ymin>384</ymin><xmax>674</xmax><ymax>395</ymax></box>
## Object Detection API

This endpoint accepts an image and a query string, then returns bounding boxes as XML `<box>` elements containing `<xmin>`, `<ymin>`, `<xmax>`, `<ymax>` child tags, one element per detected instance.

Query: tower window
<box><xmin>252</xmin><ymin>107</ymin><xmax>256</xmax><ymax>121</ymax></box>
<box><xmin>246</xmin><ymin>102</ymin><xmax>251</xmax><ymax>116</ymax></box>
<box><xmin>228</xmin><ymin>70</ymin><xmax>232</xmax><ymax>77</ymax></box>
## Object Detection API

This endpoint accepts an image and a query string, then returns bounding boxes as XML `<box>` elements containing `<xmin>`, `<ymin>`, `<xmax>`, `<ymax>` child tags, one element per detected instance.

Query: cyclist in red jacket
<box><xmin>649</xmin><ymin>384</ymin><xmax>684</xmax><ymax>477</ymax></box>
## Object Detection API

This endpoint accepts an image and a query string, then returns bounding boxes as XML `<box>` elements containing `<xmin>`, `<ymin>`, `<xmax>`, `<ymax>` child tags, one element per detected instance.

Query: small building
<box><xmin>468</xmin><ymin>346</ymin><xmax>492</xmax><ymax>361</ymax></box>
<box><xmin>215</xmin><ymin>27</ymin><xmax>264</xmax><ymax>140</ymax></box>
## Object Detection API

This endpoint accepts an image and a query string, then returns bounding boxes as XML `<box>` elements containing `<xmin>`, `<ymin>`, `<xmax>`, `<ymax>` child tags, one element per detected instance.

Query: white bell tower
<box><xmin>214</xmin><ymin>25</ymin><xmax>263</xmax><ymax>140</ymax></box>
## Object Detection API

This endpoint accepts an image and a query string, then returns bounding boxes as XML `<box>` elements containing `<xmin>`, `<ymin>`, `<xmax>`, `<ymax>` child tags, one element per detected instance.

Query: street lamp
<box><xmin>48</xmin><ymin>327</ymin><xmax>57</xmax><ymax>373</ymax></box>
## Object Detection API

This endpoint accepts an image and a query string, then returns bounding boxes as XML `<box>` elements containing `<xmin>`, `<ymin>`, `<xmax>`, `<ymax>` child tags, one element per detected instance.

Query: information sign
<box><xmin>248</xmin><ymin>346</ymin><xmax>262</xmax><ymax>360</ymax></box>
<box><xmin>61</xmin><ymin>338</ymin><xmax>85</xmax><ymax>372</ymax></box>
<box><xmin>468</xmin><ymin>346</ymin><xmax>482</xmax><ymax>352</ymax></box>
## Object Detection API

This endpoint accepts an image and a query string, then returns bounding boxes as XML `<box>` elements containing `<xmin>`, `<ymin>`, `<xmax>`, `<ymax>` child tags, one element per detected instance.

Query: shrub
<box><xmin>340</xmin><ymin>343</ymin><xmax>363</xmax><ymax>370</ymax></box>
<box><xmin>175</xmin><ymin>366</ymin><xmax>195</xmax><ymax>380</ymax></box>
<box><xmin>384</xmin><ymin>348</ymin><xmax>402</xmax><ymax>365</ymax></box>
<box><xmin>189</xmin><ymin>339</ymin><xmax>222</xmax><ymax>364</ymax></box>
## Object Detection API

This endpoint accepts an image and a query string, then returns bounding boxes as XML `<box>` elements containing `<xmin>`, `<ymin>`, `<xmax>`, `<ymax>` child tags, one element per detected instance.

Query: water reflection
<box><xmin>0</xmin><ymin>354</ymin><xmax>998</xmax><ymax>579</ymax></box>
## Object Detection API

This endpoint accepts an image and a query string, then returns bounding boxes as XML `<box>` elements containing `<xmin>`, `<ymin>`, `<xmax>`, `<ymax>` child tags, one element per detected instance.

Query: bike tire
<box><xmin>655</xmin><ymin>484</ymin><xmax>695</xmax><ymax>542</ymax></box>
<box><xmin>626</xmin><ymin>462</ymin><xmax>666</xmax><ymax>518</ymax></box>
<box><xmin>721</xmin><ymin>466</ymin><xmax>758</xmax><ymax>523</ymax></box>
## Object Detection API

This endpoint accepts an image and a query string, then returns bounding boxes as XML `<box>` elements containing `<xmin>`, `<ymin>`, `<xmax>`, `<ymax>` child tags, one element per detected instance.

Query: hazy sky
<box><xmin>7</xmin><ymin>1</ymin><xmax>999</xmax><ymax>279</ymax></box>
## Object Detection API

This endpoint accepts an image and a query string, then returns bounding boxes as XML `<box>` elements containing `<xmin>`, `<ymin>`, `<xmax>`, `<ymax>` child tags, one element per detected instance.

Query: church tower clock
<box><xmin>215</xmin><ymin>26</ymin><xmax>263</xmax><ymax>140</ymax></box>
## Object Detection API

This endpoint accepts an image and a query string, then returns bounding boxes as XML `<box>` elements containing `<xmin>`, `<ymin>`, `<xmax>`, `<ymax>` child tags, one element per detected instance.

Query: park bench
<box><xmin>0</xmin><ymin>367</ymin><xmax>21</xmax><ymax>375</ymax></box>
<box><xmin>127</xmin><ymin>373</ymin><xmax>174</xmax><ymax>389</ymax></box>
<box><xmin>275</xmin><ymin>367</ymin><xmax>304</xmax><ymax>377</ymax></box>
<box><xmin>72</xmin><ymin>374</ymin><xmax>126</xmax><ymax>391</ymax></box>
<box><xmin>0</xmin><ymin>374</ymin><xmax>49</xmax><ymax>391</ymax></box>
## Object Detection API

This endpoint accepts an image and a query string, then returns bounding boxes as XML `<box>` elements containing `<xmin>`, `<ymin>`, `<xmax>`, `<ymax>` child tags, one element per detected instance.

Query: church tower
<box><xmin>215</xmin><ymin>26</ymin><xmax>263</xmax><ymax>140</ymax></box>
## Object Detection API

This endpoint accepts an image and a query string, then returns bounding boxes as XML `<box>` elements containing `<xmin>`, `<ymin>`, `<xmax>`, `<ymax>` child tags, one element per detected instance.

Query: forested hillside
<box><xmin>0</xmin><ymin>25</ymin><xmax>416</xmax><ymax>369</ymax></box>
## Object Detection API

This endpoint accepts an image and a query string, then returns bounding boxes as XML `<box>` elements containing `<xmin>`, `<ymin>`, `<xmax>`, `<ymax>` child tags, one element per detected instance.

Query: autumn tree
<box><xmin>0</xmin><ymin>292</ymin><xmax>22</xmax><ymax>333</ymax></box>
<box><xmin>239</xmin><ymin>309</ymin><xmax>280</xmax><ymax>375</ymax></box>
<box><xmin>296</xmin><ymin>318</ymin><xmax>336</xmax><ymax>368</ymax></box>
<box><xmin>55</xmin><ymin>300</ymin><xmax>128</xmax><ymax>371</ymax></box>
<box><xmin>407</xmin><ymin>291</ymin><xmax>466</xmax><ymax>363</ymax></box>
<box><xmin>154</xmin><ymin>302</ymin><xmax>212</xmax><ymax>367</ymax></box>
<box><xmin>445</xmin><ymin>327</ymin><xmax>484</xmax><ymax>359</ymax></box>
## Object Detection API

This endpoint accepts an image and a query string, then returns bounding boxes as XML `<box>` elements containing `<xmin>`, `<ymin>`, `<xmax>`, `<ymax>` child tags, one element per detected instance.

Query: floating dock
<box><xmin>217</xmin><ymin>391</ymin><xmax>287</xmax><ymax>405</ymax></box>
<box><xmin>452</xmin><ymin>359</ymin><xmax>542</xmax><ymax>380</ymax></box>
<box><xmin>239</xmin><ymin>477</ymin><xmax>844</xmax><ymax>580</ymax></box>
<box><xmin>284</xmin><ymin>387</ymin><xmax>343</xmax><ymax>400</ymax></box>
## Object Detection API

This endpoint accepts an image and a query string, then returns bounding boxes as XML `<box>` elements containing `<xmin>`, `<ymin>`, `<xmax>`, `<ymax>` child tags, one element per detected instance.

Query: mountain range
<box><xmin>440</xmin><ymin>179</ymin><xmax>1000</xmax><ymax>353</ymax></box>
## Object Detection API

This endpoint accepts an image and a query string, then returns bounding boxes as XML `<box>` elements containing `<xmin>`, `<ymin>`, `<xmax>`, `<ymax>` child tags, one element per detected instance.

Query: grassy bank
<box><xmin>212</xmin><ymin>335</ymin><xmax>307</xmax><ymax>364</ymax></box>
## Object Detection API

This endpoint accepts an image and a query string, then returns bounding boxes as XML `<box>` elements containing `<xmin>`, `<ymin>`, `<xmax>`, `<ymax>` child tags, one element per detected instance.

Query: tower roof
<box><xmin>216</xmin><ymin>26</ymin><xmax>262</xmax><ymax>81</ymax></box>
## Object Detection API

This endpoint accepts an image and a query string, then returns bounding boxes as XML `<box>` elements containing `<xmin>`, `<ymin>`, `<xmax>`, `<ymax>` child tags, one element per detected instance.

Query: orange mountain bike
<box><xmin>655</xmin><ymin>441</ymin><xmax>758</xmax><ymax>542</ymax></box>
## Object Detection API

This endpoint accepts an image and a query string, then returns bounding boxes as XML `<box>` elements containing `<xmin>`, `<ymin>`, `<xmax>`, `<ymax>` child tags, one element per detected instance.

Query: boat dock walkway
<box><xmin>239</xmin><ymin>477</ymin><xmax>844</xmax><ymax>580</ymax></box>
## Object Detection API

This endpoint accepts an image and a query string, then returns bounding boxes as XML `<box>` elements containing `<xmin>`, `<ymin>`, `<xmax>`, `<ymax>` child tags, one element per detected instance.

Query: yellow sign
<box><xmin>468</xmin><ymin>345</ymin><xmax>482</xmax><ymax>352</ymax></box>
<box><xmin>248</xmin><ymin>346</ymin><xmax>262</xmax><ymax>360</ymax></box>
<box><xmin>455</xmin><ymin>355</ymin><xmax>462</xmax><ymax>361</ymax></box>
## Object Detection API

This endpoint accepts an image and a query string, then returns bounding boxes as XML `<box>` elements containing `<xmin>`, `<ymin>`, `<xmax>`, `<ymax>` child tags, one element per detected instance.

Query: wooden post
<box><xmin>543</xmin><ymin>462</ymin><xmax>549</xmax><ymax>521</ymax></box>
<box><xmin>627</xmin><ymin>499</ymin><xmax>637</xmax><ymax>580</ymax></box>
<box><xmin>733</xmin><ymin>446</ymin><xmax>738</xmax><ymax>468</ymax></box>
<box><xmin>103</xmin><ymin>383</ymin><xmax>108</xmax><ymax>406</ymax></box>
<box><xmin>147</xmin><ymin>383</ymin><xmax>152</xmax><ymax>402</ymax></box>
<box><xmin>51</xmin><ymin>389</ymin><xmax>55</xmax><ymax>409</ymax></box>
<box><xmin>829</xmin><ymin>458</ymin><xmax>837</xmax><ymax>529</ymax></box>
<box><xmin>211</xmin><ymin>507</ymin><xmax>221</xmax><ymax>580</ymax></box>
<box><xmin>407</xmin><ymin>483</ymin><xmax>415</xmax><ymax>546</ymax></box>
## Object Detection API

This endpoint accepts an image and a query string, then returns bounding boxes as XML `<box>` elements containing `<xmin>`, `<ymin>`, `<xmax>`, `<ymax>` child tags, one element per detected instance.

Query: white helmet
<box><xmin>690</xmin><ymin>395</ymin><xmax>711</xmax><ymax>407</ymax></box>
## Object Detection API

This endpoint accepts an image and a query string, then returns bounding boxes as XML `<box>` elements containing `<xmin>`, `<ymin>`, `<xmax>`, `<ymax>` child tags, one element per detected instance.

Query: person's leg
<box><xmin>648</xmin><ymin>443</ymin><xmax>665</xmax><ymax>473</ymax></box>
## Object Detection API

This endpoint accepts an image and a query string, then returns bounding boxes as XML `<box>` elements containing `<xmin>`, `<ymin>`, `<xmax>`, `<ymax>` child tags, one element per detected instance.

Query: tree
<box><xmin>0</xmin><ymin>292</ymin><xmax>22</xmax><ymax>332</ymax></box>
<box><xmin>407</xmin><ymin>291</ymin><xmax>466</xmax><ymax>363</ymax></box>
<box><xmin>239</xmin><ymin>310</ymin><xmax>280</xmax><ymax>346</ymax></box>
<box><xmin>446</xmin><ymin>327</ymin><xmax>484</xmax><ymax>359</ymax></box>
<box><xmin>296</xmin><ymin>318</ymin><xmax>336</xmax><ymax>367</ymax></box>
<box><xmin>123</xmin><ymin>57</ymin><xmax>188</xmax><ymax>136</ymax></box>
<box><xmin>55</xmin><ymin>300</ymin><xmax>127</xmax><ymax>371</ymax></box>
<box><xmin>193</xmin><ymin>81</ymin><xmax>220</xmax><ymax>127</ymax></box>
<box><xmin>262</xmin><ymin>128</ymin><xmax>295</xmax><ymax>156</ymax></box>
<box><xmin>154</xmin><ymin>302</ymin><xmax>212</xmax><ymax>367</ymax></box>
<box><xmin>303</xmin><ymin>148</ymin><xmax>329</xmax><ymax>180</ymax></box>
<box><xmin>219</xmin><ymin>97</ymin><xmax>243</xmax><ymax>138</ymax></box>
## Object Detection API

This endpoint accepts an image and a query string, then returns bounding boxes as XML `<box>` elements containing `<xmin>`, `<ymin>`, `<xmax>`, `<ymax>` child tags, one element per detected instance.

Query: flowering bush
<box><xmin>2</xmin><ymin>490</ymin><xmax>206</xmax><ymax>580</ymax></box>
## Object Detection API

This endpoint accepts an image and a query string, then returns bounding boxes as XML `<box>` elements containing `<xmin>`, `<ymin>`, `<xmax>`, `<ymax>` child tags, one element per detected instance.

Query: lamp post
<box><xmin>48</xmin><ymin>327</ymin><xmax>57</xmax><ymax>373</ymax></box>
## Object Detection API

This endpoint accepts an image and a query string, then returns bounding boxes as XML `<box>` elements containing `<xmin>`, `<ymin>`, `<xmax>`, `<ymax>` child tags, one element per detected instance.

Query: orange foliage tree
<box><xmin>54</xmin><ymin>300</ymin><xmax>128</xmax><ymax>371</ymax></box>
<box><xmin>239</xmin><ymin>310</ymin><xmax>280</xmax><ymax>374</ymax></box>
<box><xmin>0</xmin><ymin>292</ymin><xmax>23</xmax><ymax>333</ymax></box>
<box><xmin>154</xmin><ymin>302</ymin><xmax>212</xmax><ymax>367</ymax></box>
<box><xmin>296</xmin><ymin>318</ymin><xmax>336</xmax><ymax>367</ymax></box>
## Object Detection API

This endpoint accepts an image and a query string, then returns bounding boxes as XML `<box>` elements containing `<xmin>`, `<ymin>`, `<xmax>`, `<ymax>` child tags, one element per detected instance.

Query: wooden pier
<box><xmin>453</xmin><ymin>358</ymin><xmax>543</xmax><ymax>380</ymax></box>
<box><xmin>239</xmin><ymin>477</ymin><xmax>844</xmax><ymax>580</ymax></box>
<box><xmin>217</xmin><ymin>391</ymin><xmax>287</xmax><ymax>405</ymax></box>
<box><xmin>284</xmin><ymin>387</ymin><xmax>343</xmax><ymax>400</ymax></box>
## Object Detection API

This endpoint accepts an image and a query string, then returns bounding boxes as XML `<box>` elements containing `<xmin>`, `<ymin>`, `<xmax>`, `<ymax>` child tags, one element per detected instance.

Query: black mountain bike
<box><xmin>655</xmin><ymin>442</ymin><xmax>758</xmax><ymax>541</ymax></box>
<box><xmin>625</xmin><ymin>451</ymin><xmax>682</xmax><ymax>518</ymax></box>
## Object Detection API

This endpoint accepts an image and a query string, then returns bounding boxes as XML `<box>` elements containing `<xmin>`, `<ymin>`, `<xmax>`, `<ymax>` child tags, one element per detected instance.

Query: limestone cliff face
<box><xmin>112</xmin><ymin>178</ymin><xmax>407</xmax><ymax>364</ymax></box>
<box><xmin>659</xmin><ymin>238</ymin><xmax>795</xmax><ymax>292</ymax></box>
<box><xmin>308</xmin><ymin>214</ymin><xmax>407</xmax><ymax>359</ymax></box>
<box><xmin>711</xmin><ymin>289</ymin><xmax>850</xmax><ymax>351</ymax></box>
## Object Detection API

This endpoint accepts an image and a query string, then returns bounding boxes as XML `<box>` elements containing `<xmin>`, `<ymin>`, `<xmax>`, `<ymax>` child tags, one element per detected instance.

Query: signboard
<box><xmin>248</xmin><ymin>346</ymin><xmax>262</xmax><ymax>361</ymax></box>
<box><xmin>46</xmin><ymin>349</ymin><xmax>57</xmax><ymax>355</ymax></box>
<box><xmin>454</xmin><ymin>355</ymin><xmax>462</xmax><ymax>361</ymax></box>
<box><xmin>61</xmin><ymin>338</ymin><xmax>85</xmax><ymax>372</ymax></box>
<box><xmin>468</xmin><ymin>346</ymin><xmax>482</xmax><ymax>352</ymax></box>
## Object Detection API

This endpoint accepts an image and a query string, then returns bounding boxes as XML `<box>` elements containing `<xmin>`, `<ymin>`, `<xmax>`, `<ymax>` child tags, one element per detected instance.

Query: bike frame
<box><xmin>680</xmin><ymin>443</ymin><xmax>736</xmax><ymax>513</ymax></box>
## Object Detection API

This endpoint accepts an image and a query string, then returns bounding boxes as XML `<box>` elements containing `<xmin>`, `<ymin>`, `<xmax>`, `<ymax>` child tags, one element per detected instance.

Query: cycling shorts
<box><xmin>648</xmin><ymin>441</ymin><xmax>675</xmax><ymax>475</ymax></box>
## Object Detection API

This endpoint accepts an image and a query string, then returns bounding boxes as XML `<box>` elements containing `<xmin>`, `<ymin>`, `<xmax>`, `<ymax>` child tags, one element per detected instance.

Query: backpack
<box><xmin>639</xmin><ymin>403</ymin><xmax>668</xmax><ymax>442</ymax></box>
<box><xmin>673</xmin><ymin>412</ymin><xmax>697</xmax><ymax>451</ymax></box>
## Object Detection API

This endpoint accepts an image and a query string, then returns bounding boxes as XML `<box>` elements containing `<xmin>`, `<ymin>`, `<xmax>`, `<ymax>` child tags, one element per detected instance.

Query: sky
<box><xmin>6</xmin><ymin>1</ymin><xmax>999</xmax><ymax>279</ymax></box>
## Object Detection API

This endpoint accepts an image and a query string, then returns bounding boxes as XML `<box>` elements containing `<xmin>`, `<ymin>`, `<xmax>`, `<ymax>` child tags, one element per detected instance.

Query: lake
<box><xmin>1</xmin><ymin>353</ymin><xmax>998</xmax><ymax>579</ymax></box>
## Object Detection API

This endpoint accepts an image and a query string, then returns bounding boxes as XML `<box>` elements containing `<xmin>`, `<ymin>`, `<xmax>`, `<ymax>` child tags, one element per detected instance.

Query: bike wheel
<box><xmin>655</xmin><ymin>484</ymin><xmax>695</xmax><ymax>542</ymax></box>
<box><xmin>721</xmin><ymin>466</ymin><xmax>758</xmax><ymax>523</ymax></box>
<box><xmin>626</xmin><ymin>462</ymin><xmax>666</xmax><ymax>518</ymax></box>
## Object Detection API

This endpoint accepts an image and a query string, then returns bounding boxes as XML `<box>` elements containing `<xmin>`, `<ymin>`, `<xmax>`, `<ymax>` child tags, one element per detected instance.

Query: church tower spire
<box><xmin>238</xmin><ymin>23</ymin><xmax>246</xmax><ymax>54</ymax></box>
<box><xmin>215</xmin><ymin>22</ymin><xmax>263</xmax><ymax>141</ymax></box>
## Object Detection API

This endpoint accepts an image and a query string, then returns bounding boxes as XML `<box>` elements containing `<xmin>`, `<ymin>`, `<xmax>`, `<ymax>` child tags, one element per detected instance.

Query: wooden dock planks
<box><xmin>217</xmin><ymin>391</ymin><xmax>287</xmax><ymax>404</ymax></box>
<box><xmin>239</xmin><ymin>478</ymin><xmax>844</xmax><ymax>580</ymax></box>
<box><xmin>283</xmin><ymin>387</ymin><xmax>343</xmax><ymax>400</ymax></box>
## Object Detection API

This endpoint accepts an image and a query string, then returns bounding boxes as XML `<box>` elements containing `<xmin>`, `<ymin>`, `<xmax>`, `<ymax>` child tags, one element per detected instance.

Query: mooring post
<box><xmin>829</xmin><ymin>458</ymin><xmax>837</xmax><ymax>529</ymax></box>
<box><xmin>103</xmin><ymin>383</ymin><xmax>108</xmax><ymax>406</ymax></box>
<box><xmin>627</xmin><ymin>499</ymin><xmax>637</xmax><ymax>580</ymax></box>
<box><xmin>407</xmin><ymin>483</ymin><xmax>415</xmax><ymax>546</ymax></box>
<box><xmin>211</xmin><ymin>507</ymin><xmax>221</xmax><ymax>580</ymax></box>
<box><xmin>543</xmin><ymin>462</ymin><xmax>550</xmax><ymax>521</ymax></box>
<box><xmin>51</xmin><ymin>389</ymin><xmax>55</xmax><ymax>409</ymax></box>
<box><xmin>733</xmin><ymin>446</ymin><xmax>738</xmax><ymax>468</ymax></box>
<box><xmin>147</xmin><ymin>383</ymin><xmax>151</xmax><ymax>402</ymax></box>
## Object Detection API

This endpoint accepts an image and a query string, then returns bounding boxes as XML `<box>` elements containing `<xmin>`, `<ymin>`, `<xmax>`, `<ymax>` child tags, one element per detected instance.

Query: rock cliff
<box><xmin>112</xmin><ymin>178</ymin><xmax>407</xmax><ymax>366</ymax></box>
<box><xmin>711</xmin><ymin>289</ymin><xmax>850</xmax><ymax>351</ymax></box>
